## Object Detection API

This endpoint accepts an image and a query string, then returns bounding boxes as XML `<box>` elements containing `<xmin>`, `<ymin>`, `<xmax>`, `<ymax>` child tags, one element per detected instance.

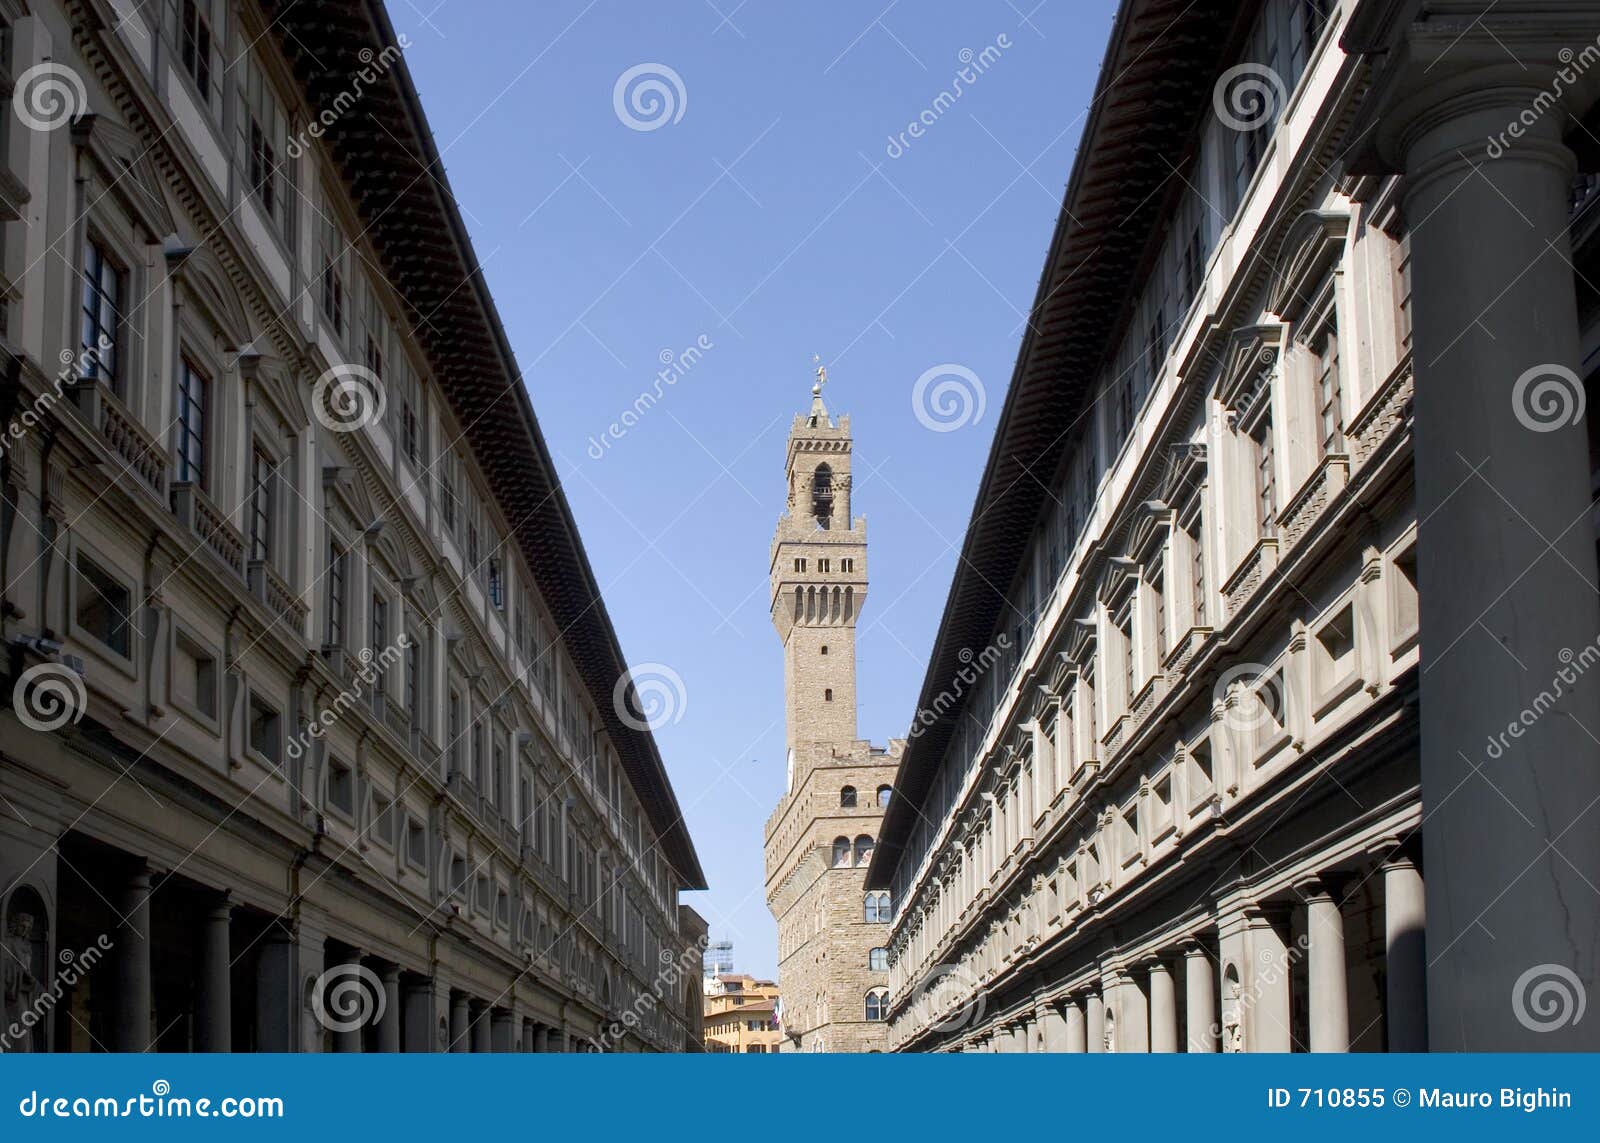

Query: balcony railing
<box><xmin>170</xmin><ymin>481</ymin><xmax>245</xmax><ymax>577</ymax></box>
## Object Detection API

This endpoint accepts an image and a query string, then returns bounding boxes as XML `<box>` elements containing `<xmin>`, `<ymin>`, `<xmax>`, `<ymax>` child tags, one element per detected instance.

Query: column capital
<box><xmin>1344</xmin><ymin>7</ymin><xmax>1600</xmax><ymax>174</ymax></box>
<box><xmin>1365</xmin><ymin>835</ymin><xmax>1422</xmax><ymax>871</ymax></box>
<box><xmin>1294</xmin><ymin>872</ymin><xmax>1353</xmax><ymax>904</ymax></box>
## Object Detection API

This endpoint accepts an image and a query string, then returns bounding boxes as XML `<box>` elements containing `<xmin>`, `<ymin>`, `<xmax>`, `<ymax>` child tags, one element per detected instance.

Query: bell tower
<box><xmin>770</xmin><ymin>365</ymin><xmax>869</xmax><ymax>769</ymax></box>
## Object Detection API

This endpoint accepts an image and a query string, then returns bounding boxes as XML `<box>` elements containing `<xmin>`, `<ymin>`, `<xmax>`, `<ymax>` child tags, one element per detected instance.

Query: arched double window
<box><xmin>853</xmin><ymin>834</ymin><xmax>874</xmax><ymax>866</ymax></box>
<box><xmin>865</xmin><ymin>988</ymin><xmax>889</xmax><ymax>1021</ymax></box>
<box><xmin>832</xmin><ymin>837</ymin><xmax>851</xmax><ymax>867</ymax></box>
<box><xmin>840</xmin><ymin>786</ymin><xmax>857</xmax><ymax>808</ymax></box>
<box><xmin>864</xmin><ymin>890</ymin><xmax>892</xmax><ymax>923</ymax></box>
<box><xmin>876</xmin><ymin>785</ymin><xmax>892</xmax><ymax>808</ymax></box>
<box><xmin>812</xmin><ymin>464</ymin><xmax>834</xmax><ymax>528</ymax></box>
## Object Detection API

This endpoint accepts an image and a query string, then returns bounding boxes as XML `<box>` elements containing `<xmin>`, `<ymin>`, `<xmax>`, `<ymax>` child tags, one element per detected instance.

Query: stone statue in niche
<box><xmin>3</xmin><ymin>908</ymin><xmax>43</xmax><ymax>1051</ymax></box>
<box><xmin>1222</xmin><ymin>978</ymin><xmax>1245</xmax><ymax>1053</ymax></box>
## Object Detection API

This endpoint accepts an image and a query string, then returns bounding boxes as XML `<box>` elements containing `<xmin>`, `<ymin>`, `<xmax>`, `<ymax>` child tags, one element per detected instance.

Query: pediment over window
<box><xmin>71</xmin><ymin>114</ymin><xmax>177</xmax><ymax>240</ymax></box>
<box><xmin>1065</xmin><ymin>617</ymin><xmax>1097</xmax><ymax>665</ymax></box>
<box><xmin>1268</xmin><ymin>210</ymin><xmax>1350</xmax><ymax>321</ymax></box>
<box><xmin>242</xmin><ymin>354</ymin><xmax>312</xmax><ymax>435</ymax></box>
<box><xmin>1127</xmin><ymin>500</ymin><xmax>1174</xmax><ymax>564</ymax></box>
<box><xmin>166</xmin><ymin>240</ymin><xmax>252</xmax><ymax>350</ymax></box>
<box><xmin>1217</xmin><ymin>322</ymin><xmax>1285</xmax><ymax>425</ymax></box>
<box><xmin>1158</xmin><ymin>442</ymin><xmax>1208</xmax><ymax>504</ymax></box>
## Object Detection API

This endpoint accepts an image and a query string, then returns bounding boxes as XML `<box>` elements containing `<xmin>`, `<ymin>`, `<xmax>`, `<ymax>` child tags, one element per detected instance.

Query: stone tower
<box><xmin>764</xmin><ymin>368</ymin><xmax>902</xmax><ymax>1053</ymax></box>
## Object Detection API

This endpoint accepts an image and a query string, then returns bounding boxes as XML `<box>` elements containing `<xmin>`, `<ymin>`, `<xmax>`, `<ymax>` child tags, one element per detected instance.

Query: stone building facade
<box><xmin>867</xmin><ymin>0</ymin><xmax>1600</xmax><ymax>1053</ymax></box>
<box><xmin>702</xmin><ymin>974</ymin><xmax>782</xmax><ymax>1054</ymax></box>
<box><xmin>0</xmin><ymin>0</ymin><xmax>706</xmax><ymax>1053</ymax></box>
<box><xmin>764</xmin><ymin>379</ymin><xmax>901</xmax><ymax>1052</ymax></box>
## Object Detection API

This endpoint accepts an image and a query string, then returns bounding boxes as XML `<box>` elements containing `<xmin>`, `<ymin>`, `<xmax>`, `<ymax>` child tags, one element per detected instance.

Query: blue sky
<box><xmin>391</xmin><ymin>0</ymin><xmax>1119</xmax><ymax>978</ymax></box>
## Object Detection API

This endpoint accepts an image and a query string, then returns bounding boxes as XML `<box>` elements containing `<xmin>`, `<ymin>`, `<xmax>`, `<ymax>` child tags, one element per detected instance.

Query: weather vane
<box><xmin>812</xmin><ymin>354</ymin><xmax>828</xmax><ymax>393</ymax></box>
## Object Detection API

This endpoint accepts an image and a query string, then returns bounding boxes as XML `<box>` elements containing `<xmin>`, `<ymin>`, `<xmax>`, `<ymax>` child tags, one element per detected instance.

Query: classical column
<box><xmin>1114</xmin><ymin>971</ymin><xmax>1148</xmax><ymax>1053</ymax></box>
<box><xmin>331</xmin><ymin>951</ymin><xmax>363</xmax><ymax>1053</ymax></box>
<box><xmin>111</xmin><ymin>865</ymin><xmax>152</xmax><ymax>1052</ymax></box>
<box><xmin>1040</xmin><ymin>1002</ymin><xmax>1068</xmax><ymax>1052</ymax></box>
<box><xmin>471</xmin><ymin>1002</ymin><xmax>492</xmax><ymax>1053</ymax></box>
<box><xmin>1244</xmin><ymin>906</ymin><xmax>1292</xmax><ymax>1052</ymax></box>
<box><xmin>1148</xmin><ymin>960</ymin><xmax>1177</xmax><ymax>1053</ymax></box>
<box><xmin>1064</xmin><ymin>997</ymin><xmax>1087</xmax><ymax>1053</ymax></box>
<box><xmin>1302</xmin><ymin>879</ymin><xmax>1349</xmax><ymax>1052</ymax></box>
<box><xmin>1381</xmin><ymin>847</ymin><xmax>1428</xmax><ymax>1052</ymax></box>
<box><xmin>403</xmin><ymin>978</ymin><xmax>436</xmax><ymax>1052</ymax></box>
<box><xmin>375</xmin><ymin>963</ymin><xmax>401</xmax><ymax>1053</ymax></box>
<box><xmin>195</xmin><ymin>895</ymin><xmax>232</xmax><ymax>1052</ymax></box>
<box><xmin>1183</xmin><ymin>943</ymin><xmax>1216</xmax><ymax>1052</ymax></box>
<box><xmin>491</xmin><ymin>1009</ymin><xmax>515</xmax><ymax>1053</ymax></box>
<box><xmin>1351</xmin><ymin>16</ymin><xmax>1600</xmax><ymax>1049</ymax></box>
<box><xmin>254</xmin><ymin>926</ymin><xmax>295</xmax><ymax>1052</ymax></box>
<box><xmin>449</xmin><ymin>993</ymin><xmax>470</xmax><ymax>1052</ymax></box>
<box><xmin>1085</xmin><ymin>990</ymin><xmax>1104</xmax><ymax>1054</ymax></box>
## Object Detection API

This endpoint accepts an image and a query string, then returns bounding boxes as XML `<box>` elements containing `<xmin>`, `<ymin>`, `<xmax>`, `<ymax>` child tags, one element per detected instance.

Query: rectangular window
<box><xmin>172</xmin><ymin>629</ymin><xmax>217</xmax><ymax>718</ymax></box>
<box><xmin>440</xmin><ymin>455</ymin><xmax>458</xmax><ymax>534</ymax></box>
<box><xmin>406</xmin><ymin>817</ymin><xmax>427</xmax><ymax>869</ymax></box>
<box><xmin>402</xmin><ymin>400</ymin><xmax>419</xmax><ymax>464</ymax></box>
<box><xmin>75</xmin><ymin>553</ymin><xmax>132</xmax><ymax>658</ymax></box>
<box><xmin>1253</xmin><ymin>419</ymin><xmax>1277</xmax><ymax>537</ymax></box>
<box><xmin>237</xmin><ymin>53</ymin><xmax>291</xmax><ymax>241</ymax></box>
<box><xmin>80</xmin><ymin>238</ymin><xmax>124</xmax><ymax>393</ymax></box>
<box><xmin>447</xmin><ymin>693</ymin><xmax>462</xmax><ymax>776</ymax></box>
<box><xmin>319</xmin><ymin>216</ymin><xmax>345</xmax><ymax>334</ymax></box>
<box><xmin>250</xmin><ymin>447</ymin><xmax>275</xmax><ymax>564</ymax></box>
<box><xmin>177</xmin><ymin>0</ymin><xmax>214</xmax><ymax>104</ymax></box>
<box><xmin>175</xmin><ymin>358</ymin><xmax>209</xmax><ymax>489</ymax></box>
<box><xmin>325</xmin><ymin>542</ymin><xmax>346</xmax><ymax>647</ymax></box>
<box><xmin>1394</xmin><ymin>229</ymin><xmax>1413</xmax><ymax>356</ymax></box>
<box><xmin>405</xmin><ymin>637</ymin><xmax>420</xmax><ymax>725</ymax></box>
<box><xmin>1186</xmin><ymin>505</ymin><xmax>1206</xmax><ymax>628</ymax></box>
<box><xmin>328</xmin><ymin>758</ymin><xmax>355</xmax><ymax>815</ymax></box>
<box><xmin>488</xmin><ymin>557</ymin><xmax>504</xmax><ymax>609</ymax></box>
<box><xmin>372</xmin><ymin>794</ymin><xmax>395</xmax><ymax>846</ymax></box>
<box><xmin>1315</xmin><ymin>326</ymin><xmax>1343</xmax><ymax>456</ymax></box>
<box><xmin>248</xmin><ymin>693</ymin><xmax>281</xmax><ymax>764</ymax></box>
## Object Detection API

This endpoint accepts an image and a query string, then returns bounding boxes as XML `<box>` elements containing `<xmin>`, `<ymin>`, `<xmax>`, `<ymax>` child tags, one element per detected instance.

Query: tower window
<box><xmin>812</xmin><ymin>464</ymin><xmax>834</xmax><ymax>529</ymax></box>
<box><xmin>842</xmin><ymin>559</ymin><xmax>854</xmax><ymax>572</ymax></box>
<box><xmin>824</xmin><ymin>689</ymin><xmax>833</xmax><ymax>702</ymax></box>
<box><xmin>794</xmin><ymin>558</ymin><xmax>806</xmax><ymax>573</ymax></box>
<box><xmin>819</xmin><ymin>558</ymin><xmax>831</xmax><ymax>573</ymax></box>
<box><xmin>840</xmin><ymin>786</ymin><xmax>857</xmax><ymax>807</ymax></box>
<box><xmin>820</xmin><ymin>645</ymin><xmax>829</xmax><ymax>656</ymax></box>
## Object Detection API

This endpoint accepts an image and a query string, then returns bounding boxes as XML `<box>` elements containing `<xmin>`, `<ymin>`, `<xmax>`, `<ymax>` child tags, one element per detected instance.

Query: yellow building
<box><xmin>703</xmin><ymin>976</ymin><xmax>783</xmax><ymax>1054</ymax></box>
